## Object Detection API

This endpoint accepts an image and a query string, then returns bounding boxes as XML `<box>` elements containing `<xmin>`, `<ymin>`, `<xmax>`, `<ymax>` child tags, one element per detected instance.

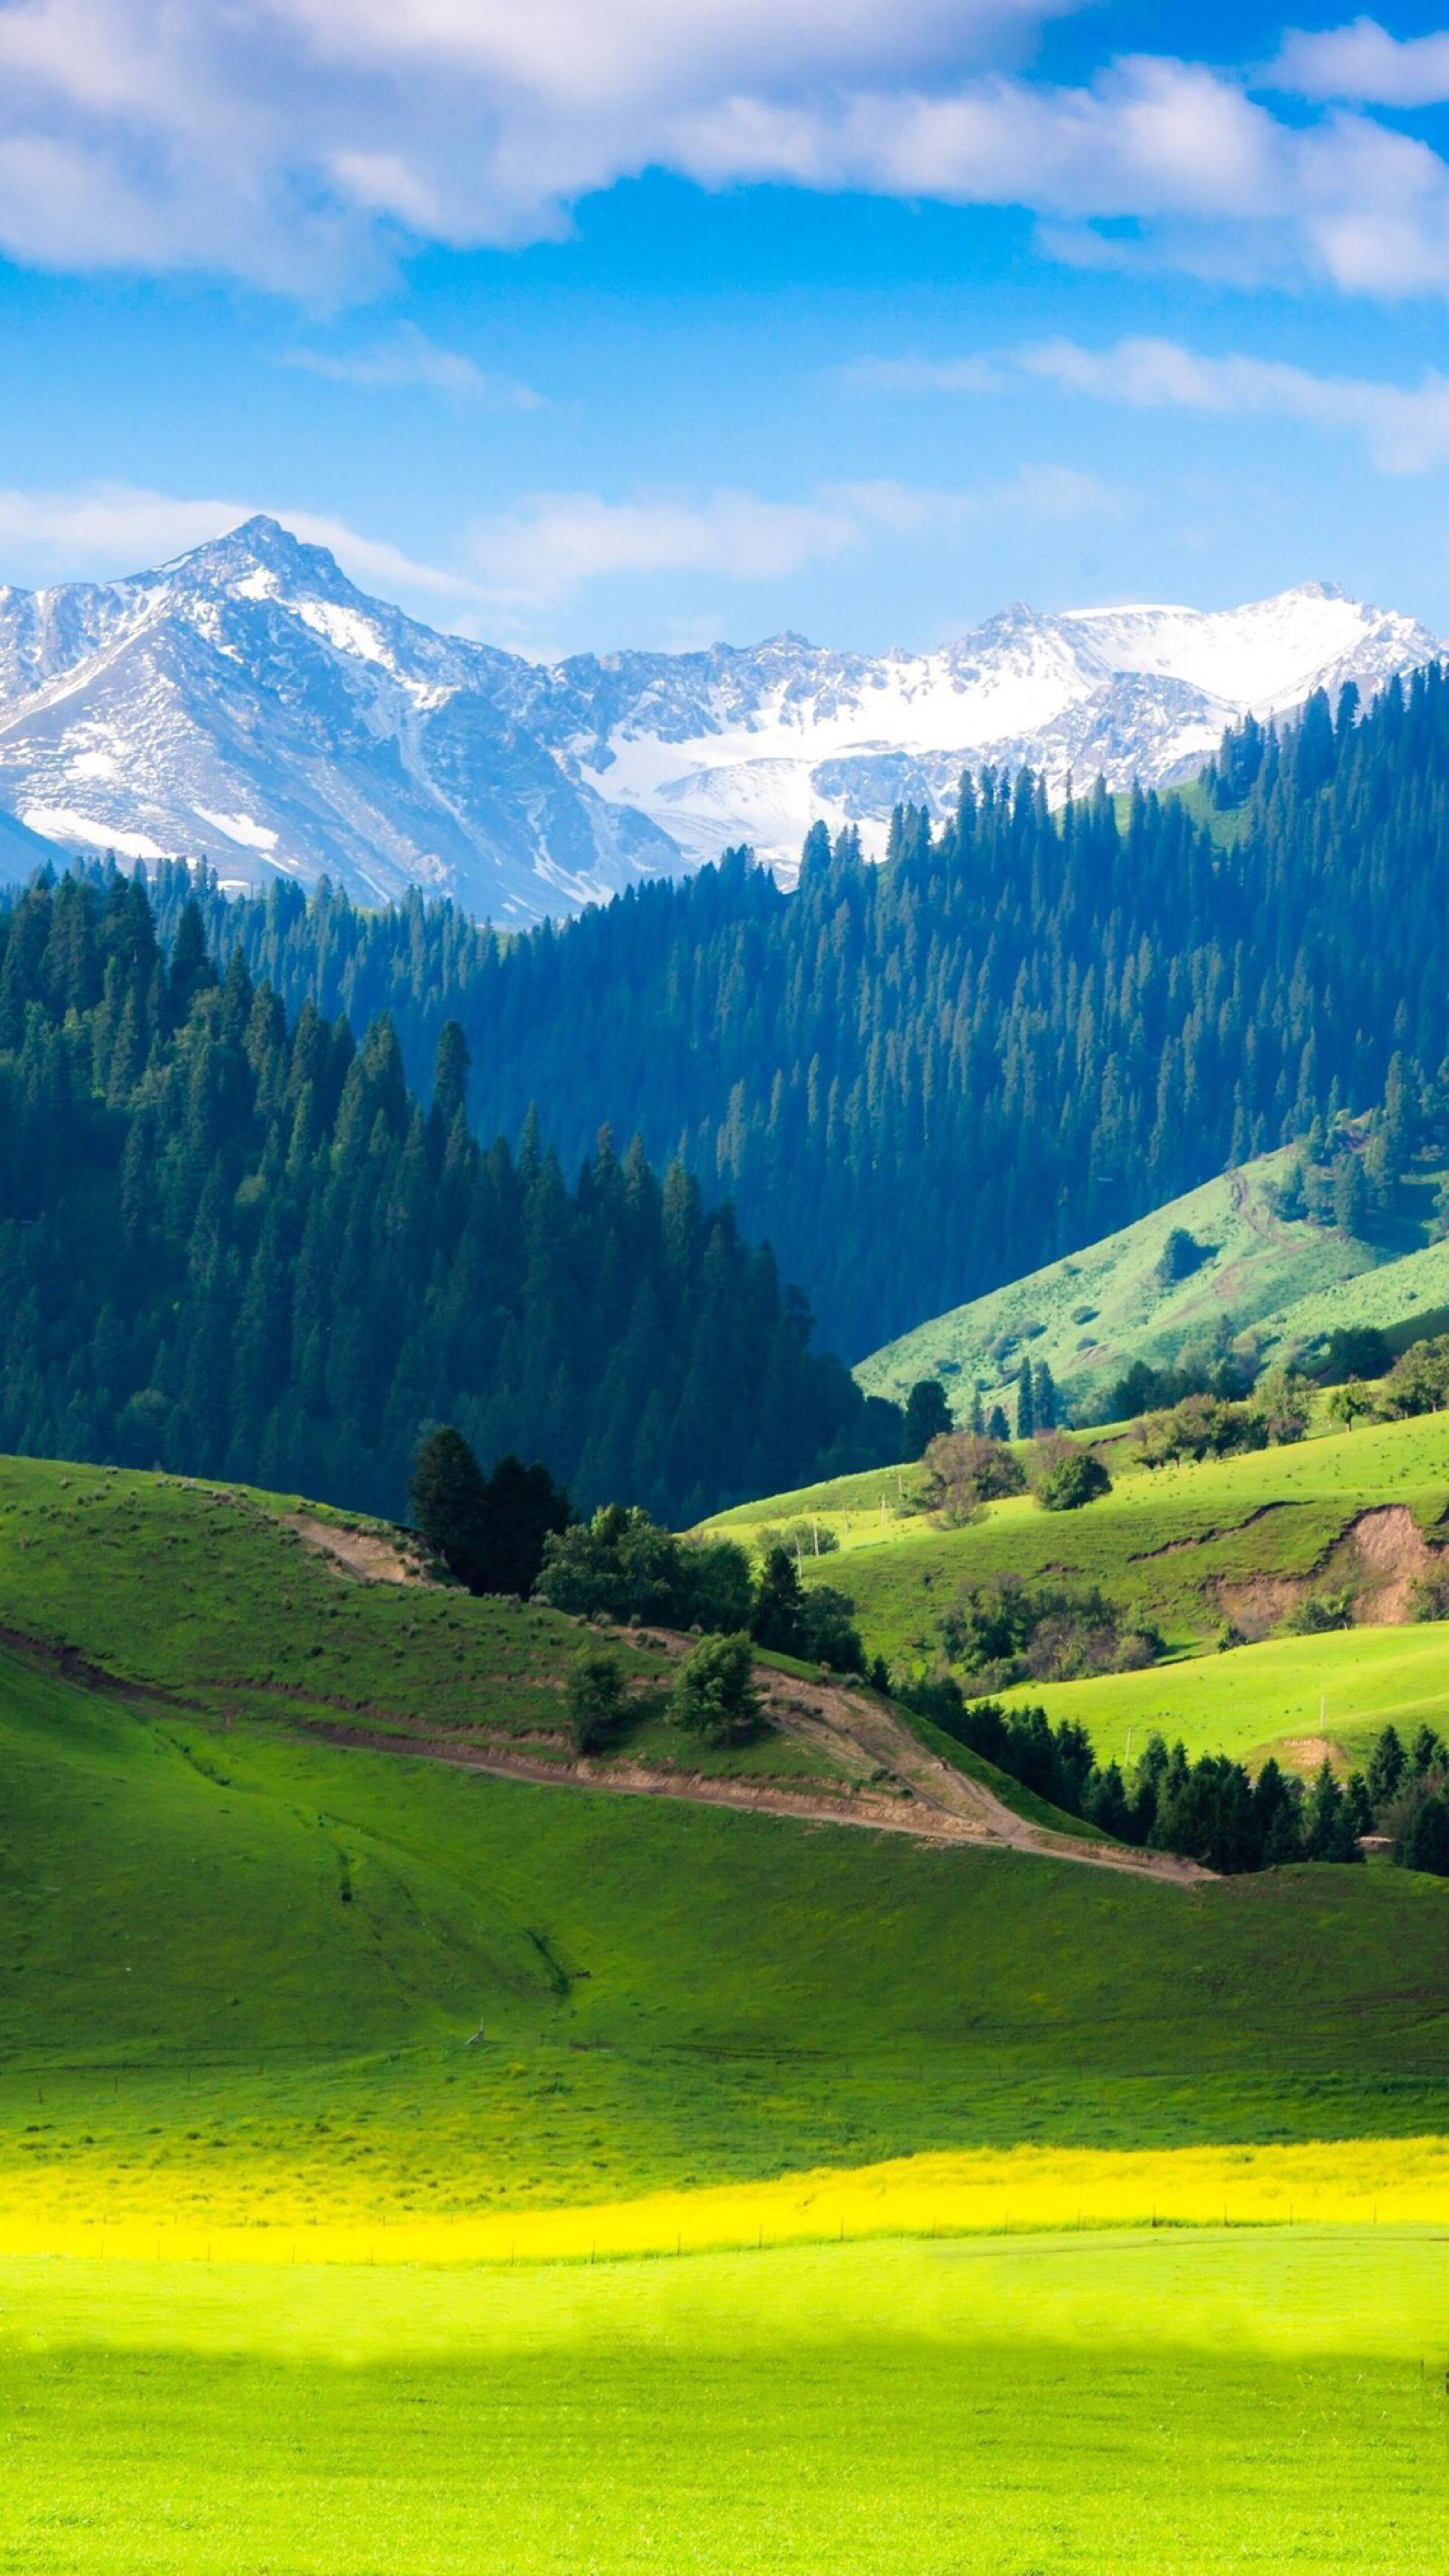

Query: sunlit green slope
<box><xmin>856</xmin><ymin>1141</ymin><xmax>1449</xmax><ymax>1421</ymax></box>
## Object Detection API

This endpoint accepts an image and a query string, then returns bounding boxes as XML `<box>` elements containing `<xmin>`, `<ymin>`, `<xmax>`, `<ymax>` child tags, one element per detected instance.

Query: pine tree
<box><xmin>903</xmin><ymin>1378</ymin><xmax>953</xmax><ymax>1460</ymax></box>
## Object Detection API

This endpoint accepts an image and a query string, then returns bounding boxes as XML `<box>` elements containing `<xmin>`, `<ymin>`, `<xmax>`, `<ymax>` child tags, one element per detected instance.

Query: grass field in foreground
<box><xmin>5</xmin><ymin>2232</ymin><xmax>1448</xmax><ymax>2575</ymax></box>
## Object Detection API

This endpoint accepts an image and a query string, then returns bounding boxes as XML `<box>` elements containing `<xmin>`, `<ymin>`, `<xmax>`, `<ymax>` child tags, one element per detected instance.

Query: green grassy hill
<box><xmin>855</xmin><ymin>1138</ymin><xmax>1449</xmax><ymax>1422</ymax></box>
<box><xmin>705</xmin><ymin>1410</ymin><xmax>1449</xmax><ymax>1773</ymax></box>
<box><xmin>8</xmin><ymin>1451</ymin><xmax>1449</xmax><ymax>2576</ymax></box>
<box><xmin>5</xmin><ymin>1447</ymin><xmax>1449</xmax><ymax>2240</ymax></box>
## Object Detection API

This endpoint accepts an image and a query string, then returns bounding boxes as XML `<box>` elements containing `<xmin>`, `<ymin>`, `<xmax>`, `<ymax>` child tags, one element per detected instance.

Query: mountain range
<box><xmin>0</xmin><ymin>516</ymin><xmax>1441</xmax><ymax>923</ymax></box>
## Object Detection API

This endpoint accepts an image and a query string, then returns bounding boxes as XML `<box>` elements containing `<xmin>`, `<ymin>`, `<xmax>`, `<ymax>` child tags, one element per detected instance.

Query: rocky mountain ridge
<box><xmin>0</xmin><ymin>520</ymin><xmax>1439</xmax><ymax>918</ymax></box>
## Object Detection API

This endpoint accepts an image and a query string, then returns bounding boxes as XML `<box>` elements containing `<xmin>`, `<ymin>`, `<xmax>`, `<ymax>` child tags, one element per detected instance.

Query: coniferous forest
<box><xmin>134</xmin><ymin>663</ymin><xmax>1449</xmax><ymax>1358</ymax></box>
<box><xmin>0</xmin><ymin>874</ymin><xmax>901</xmax><ymax>1522</ymax></box>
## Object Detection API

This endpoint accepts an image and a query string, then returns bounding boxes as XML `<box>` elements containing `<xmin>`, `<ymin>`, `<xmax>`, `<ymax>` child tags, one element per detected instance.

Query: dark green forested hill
<box><xmin>130</xmin><ymin>662</ymin><xmax>1449</xmax><ymax>1358</ymax></box>
<box><xmin>0</xmin><ymin>875</ymin><xmax>900</xmax><ymax>1522</ymax></box>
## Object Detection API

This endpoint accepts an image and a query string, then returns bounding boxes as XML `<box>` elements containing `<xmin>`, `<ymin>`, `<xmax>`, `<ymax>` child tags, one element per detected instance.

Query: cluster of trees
<box><xmin>124</xmin><ymin>661</ymin><xmax>1449</xmax><ymax>1360</ymax></box>
<box><xmin>1131</xmin><ymin>1370</ymin><xmax>1310</xmax><ymax>1467</ymax></box>
<box><xmin>947</xmin><ymin>1357</ymin><xmax>1062</xmax><ymax>1444</ymax></box>
<box><xmin>1270</xmin><ymin>1056</ymin><xmax>1449</xmax><ymax>1246</ymax></box>
<box><xmin>1107</xmin><ymin>1351</ymin><xmax>1257</xmax><ymax>1421</ymax></box>
<box><xmin>938</xmin><ymin>1575</ymin><xmax>1160</xmax><ymax>1693</ymax></box>
<box><xmin>0</xmin><ymin>875</ymin><xmax>906</xmax><ymax>1524</ymax></box>
<box><xmin>409</xmin><ymin>1430</ymin><xmax>571</xmax><ymax>1595</ymax></box>
<box><xmin>534</xmin><ymin>1500</ymin><xmax>867</xmax><ymax>1673</ymax></box>
<box><xmin>1327</xmin><ymin>1334</ymin><xmax>1449</xmax><ymax>1432</ymax></box>
<box><xmin>921</xmin><ymin>1429</ymin><xmax>1110</xmax><ymax>1522</ymax></box>
<box><xmin>564</xmin><ymin>1628</ymin><xmax>764</xmax><ymax>1757</ymax></box>
<box><xmin>912</xmin><ymin>1681</ymin><xmax>1365</xmax><ymax>1872</ymax></box>
<box><xmin>1353</xmin><ymin>1722</ymin><xmax>1449</xmax><ymax>1874</ymax></box>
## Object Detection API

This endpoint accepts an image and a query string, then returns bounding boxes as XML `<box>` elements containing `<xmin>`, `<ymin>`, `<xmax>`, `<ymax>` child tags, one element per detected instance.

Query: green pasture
<box><xmin>992</xmin><ymin>1621</ymin><xmax>1449</xmax><ymax>1771</ymax></box>
<box><xmin>769</xmin><ymin>1412</ymin><xmax>1449</xmax><ymax>1671</ymax></box>
<box><xmin>5</xmin><ymin>2231</ymin><xmax>1449</xmax><ymax>2575</ymax></box>
<box><xmin>7</xmin><ymin>1641</ymin><xmax>1449</xmax><ymax>2239</ymax></box>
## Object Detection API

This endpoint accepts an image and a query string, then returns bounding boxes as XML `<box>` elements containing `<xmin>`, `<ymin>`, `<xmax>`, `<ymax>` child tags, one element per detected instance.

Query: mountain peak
<box><xmin>0</xmin><ymin>541</ymin><xmax>1441</xmax><ymax>917</ymax></box>
<box><xmin>165</xmin><ymin>514</ymin><xmax>345</xmax><ymax>593</ymax></box>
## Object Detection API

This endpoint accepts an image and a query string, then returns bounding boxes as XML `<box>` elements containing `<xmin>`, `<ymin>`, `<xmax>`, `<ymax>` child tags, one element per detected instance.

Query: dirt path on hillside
<box><xmin>753</xmin><ymin>1670</ymin><xmax>1208</xmax><ymax>1882</ymax></box>
<box><xmin>293</xmin><ymin>1682</ymin><xmax>1209</xmax><ymax>1885</ymax></box>
<box><xmin>290</xmin><ymin>1513</ymin><xmax>431</xmax><ymax>1585</ymax></box>
<box><xmin>0</xmin><ymin>1605</ymin><xmax>1205</xmax><ymax>1884</ymax></box>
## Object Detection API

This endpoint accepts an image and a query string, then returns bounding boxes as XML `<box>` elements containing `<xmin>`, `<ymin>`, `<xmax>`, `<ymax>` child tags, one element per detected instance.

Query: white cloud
<box><xmin>465</xmin><ymin>470</ymin><xmax>1118</xmax><ymax>609</ymax></box>
<box><xmin>1276</xmin><ymin>19</ymin><xmax>1449</xmax><ymax>108</ymax></box>
<box><xmin>843</xmin><ymin>327</ymin><xmax>1449</xmax><ymax>475</ymax></box>
<box><xmin>0</xmin><ymin>4</ymin><xmax>1446</xmax><ymax>304</ymax></box>
<box><xmin>1019</xmin><ymin>336</ymin><xmax>1449</xmax><ymax>474</ymax></box>
<box><xmin>274</xmin><ymin>325</ymin><xmax>542</xmax><ymax>406</ymax></box>
<box><xmin>465</xmin><ymin>488</ymin><xmax>863</xmax><ymax>607</ymax></box>
<box><xmin>0</xmin><ymin>0</ymin><xmax>1076</xmax><ymax>285</ymax></box>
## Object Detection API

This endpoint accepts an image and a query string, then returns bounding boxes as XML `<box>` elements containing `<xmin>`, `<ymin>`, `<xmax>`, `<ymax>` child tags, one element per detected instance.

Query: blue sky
<box><xmin>4</xmin><ymin>2</ymin><xmax>1449</xmax><ymax>654</ymax></box>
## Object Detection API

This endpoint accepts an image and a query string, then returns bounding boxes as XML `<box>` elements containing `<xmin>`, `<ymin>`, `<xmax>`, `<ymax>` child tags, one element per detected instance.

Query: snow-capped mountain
<box><xmin>0</xmin><ymin>520</ymin><xmax>1440</xmax><ymax>916</ymax></box>
<box><xmin>0</xmin><ymin>519</ymin><xmax>678</xmax><ymax>922</ymax></box>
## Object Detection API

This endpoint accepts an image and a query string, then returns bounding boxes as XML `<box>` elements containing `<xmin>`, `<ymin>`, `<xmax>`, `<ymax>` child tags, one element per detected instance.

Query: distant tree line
<box><xmin>0</xmin><ymin>874</ymin><xmax>903</xmax><ymax>1524</ymax></box>
<box><xmin>907</xmin><ymin>1682</ymin><xmax>1367</xmax><ymax>1873</ymax></box>
<box><xmin>110</xmin><ymin>659</ymin><xmax>1449</xmax><ymax>1360</ymax></box>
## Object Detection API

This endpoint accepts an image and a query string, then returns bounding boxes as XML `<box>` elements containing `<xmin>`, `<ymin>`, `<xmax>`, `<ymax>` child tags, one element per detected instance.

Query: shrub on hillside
<box><xmin>669</xmin><ymin>1632</ymin><xmax>762</xmax><ymax>1745</ymax></box>
<box><xmin>939</xmin><ymin>1574</ymin><xmax>1158</xmax><ymax>1692</ymax></box>
<box><xmin>1154</xmin><ymin>1226</ymin><xmax>1210</xmax><ymax>1290</ymax></box>
<box><xmin>1132</xmin><ymin>1373</ymin><xmax>1307</xmax><ymax>1469</ymax></box>
<box><xmin>537</xmin><ymin>1505</ymin><xmax>753</xmax><ymax>1633</ymax></box>
<box><xmin>1030</xmin><ymin>1433</ymin><xmax>1111</xmax><ymax>1511</ymax></box>
<box><xmin>565</xmin><ymin>1645</ymin><xmax>629</xmax><ymax>1755</ymax></box>
<box><xmin>1376</xmin><ymin>1335</ymin><xmax>1449</xmax><ymax>1421</ymax></box>
<box><xmin>1409</xmin><ymin>1562</ymin><xmax>1449</xmax><ymax>1623</ymax></box>
<box><xmin>1290</xmin><ymin>1589</ymin><xmax>1354</xmax><ymax>1635</ymax></box>
<box><xmin>921</xmin><ymin>1431</ymin><xmax>1026</xmax><ymax>1522</ymax></box>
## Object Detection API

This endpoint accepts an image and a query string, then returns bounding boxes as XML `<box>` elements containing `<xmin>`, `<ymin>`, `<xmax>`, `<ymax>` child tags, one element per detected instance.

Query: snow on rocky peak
<box><xmin>0</xmin><ymin>522</ymin><xmax>1440</xmax><ymax>915</ymax></box>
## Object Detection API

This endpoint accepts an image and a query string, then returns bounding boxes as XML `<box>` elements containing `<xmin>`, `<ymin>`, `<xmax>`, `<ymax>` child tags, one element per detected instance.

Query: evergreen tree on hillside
<box><xmin>410</xmin><ymin>1428</ymin><xmax>491</xmax><ymax>1588</ymax></box>
<box><xmin>1014</xmin><ymin>1362</ymin><xmax>1036</xmax><ymax>1441</ymax></box>
<box><xmin>903</xmin><ymin>1377</ymin><xmax>953</xmax><ymax>1459</ymax></box>
<box><xmin>0</xmin><ymin>875</ymin><xmax>903</xmax><ymax>1522</ymax></box>
<box><xmin>1033</xmin><ymin>1360</ymin><xmax>1060</xmax><ymax>1432</ymax></box>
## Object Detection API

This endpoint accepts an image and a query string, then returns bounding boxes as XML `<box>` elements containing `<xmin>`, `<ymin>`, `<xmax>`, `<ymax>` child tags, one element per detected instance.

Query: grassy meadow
<box><xmin>7</xmin><ymin>1445</ymin><xmax>1449</xmax><ymax>2571</ymax></box>
<box><xmin>990</xmin><ymin>1622</ymin><xmax>1449</xmax><ymax>1769</ymax></box>
<box><xmin>6</xmin><ymin>2230</ymin><xmax>1449</xmax><ymax>2576</ymax></box>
